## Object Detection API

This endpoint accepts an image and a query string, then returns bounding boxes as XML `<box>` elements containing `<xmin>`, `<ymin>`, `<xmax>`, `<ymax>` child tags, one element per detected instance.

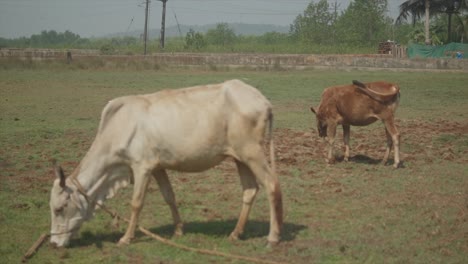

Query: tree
<box><xmin>185</xmin><ymin>29</ymin><xmax>206</xmax><ymax>50</ymax></box>
<box><xmin>396</xmin><ymin>0</ymin><xmax>468</xmax><ymax>43</ymax></box>
<box><xmin>25</xmin><ymin>30</ymin><xmax>82</xmax><ymax>47</ymax></box>
<box><xmin>454</xmin><ymin>14</ymin><xmax>468</xmax><ymax>42</ymax></box>
<box><xmin>258</xmin><ymin>32</ymin><xmax>290</xmax><ymax>45</ymax></box>
<box><xmin>290</xmin><ymin>0</ymin><xmax>337</xmax><ymax>45</ymax></box>
<box><xmin>335</xmin><ymin>0</ymin><xmax>391</xmax><ymax>45</ymax></box>
<box><xmin>406</xmin><ymin>21</ymin><xmax>444</xmax><ymax>44</ymax></box>
<box><xmin>205</xmin><ymin>23</ymin><xmax>236</xmax><ymax>47</ymax></box>
<box><xmin>396</xmin><ymin>0</ymin><xmax>431</xmax><ymax>44</ymax></box>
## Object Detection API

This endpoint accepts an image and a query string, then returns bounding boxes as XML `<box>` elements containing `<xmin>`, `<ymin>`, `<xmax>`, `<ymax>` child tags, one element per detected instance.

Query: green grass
<box><xmin>1</xmin><ymin>63</ymin><xmax>467</xmax><ymax>263</ymax></box>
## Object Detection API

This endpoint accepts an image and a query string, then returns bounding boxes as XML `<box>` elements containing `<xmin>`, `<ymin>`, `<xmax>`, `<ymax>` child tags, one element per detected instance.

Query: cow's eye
<box><xmin>54</xmin><ymin>206</ymin><xmax>64</xmax><ymax>215</ymax></box>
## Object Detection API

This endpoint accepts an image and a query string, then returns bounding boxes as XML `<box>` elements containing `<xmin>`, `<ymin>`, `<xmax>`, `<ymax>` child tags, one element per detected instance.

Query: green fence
<box><xmin>408</xmin><ymin>43</ymin><xmax>467</xmax><ymax>59</ymax></box>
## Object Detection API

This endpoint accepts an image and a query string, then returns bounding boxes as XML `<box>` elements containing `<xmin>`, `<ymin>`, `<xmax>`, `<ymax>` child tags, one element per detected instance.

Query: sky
<box><xmin>0</xmin><ymin>0</ymin><xmax>405</xmax><ymax>39</ymax></box>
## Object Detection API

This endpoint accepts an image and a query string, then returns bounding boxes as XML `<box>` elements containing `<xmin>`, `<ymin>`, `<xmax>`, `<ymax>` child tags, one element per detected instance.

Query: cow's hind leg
<box><xmin>118</xmin><ymin>165</ymin><xmax>152</xmax><ymax>245</ymax></box>
<box><xmin>383</xmin><ymin>119</ymin><xmax>401</xmax><ymax>168</ymax></box>
<box><xmin>326</xmin><ymin>123</ymin><xmax>337</xmax><ymax>164</ymax></box>
<box><xmin>383</xmin><ymin>128</ymin><xmax>393</xmax><ymax>165</ymax></box>
<box><xmin>343</xmin><ymin>125</ymin><xmax>351</xmax><ymax>162</ymax></box>
<box><xmin>234</xmin><ymin>144</ymin><xmax>282</xmax><ymax>246</ymax></box>
<box><xmin>230</xmin><ymin>160</ymin><xmax>259</xmax><ymax>241</ymax></box>
<box><xmin>153</xmin><ymin>169</ymin><xmax>183</xmax><ymax>236</ymax></box>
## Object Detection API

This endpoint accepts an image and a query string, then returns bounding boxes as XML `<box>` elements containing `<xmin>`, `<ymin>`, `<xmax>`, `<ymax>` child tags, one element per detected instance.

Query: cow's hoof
<box><xmin>393</xmin><ymin>162</ymin><xmax>402</xmax><ymax>169</ymax></box>
<box><xmin>174</xmin><ymin>229</ymin><xmax>183</xmax><ymax>237</ymax></box>
<box><xmin>266</xmin><ymin>240</ymin><xmax>279</xmax><ymax>249</ymax></box>
<box><xmin>174</xmin><ymin>224</ymin><xmax>184</xmax><ymax>237</ymax></box>
<box><xmin>117</xmin><ymin>238</ymin><xmax>131</xmax><ymax>247</ymax></box>
<box><xmin>228</xmin><ymin>232</ymin><xmax>240</xmax><ymax>241</ymax></box>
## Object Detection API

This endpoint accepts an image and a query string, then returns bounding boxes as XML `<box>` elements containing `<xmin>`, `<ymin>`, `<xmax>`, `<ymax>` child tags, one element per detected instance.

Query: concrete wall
<box><xmin>1</xmin><ymin>48</ymin><xmax>467</xmax><ymax>71</ymax></box>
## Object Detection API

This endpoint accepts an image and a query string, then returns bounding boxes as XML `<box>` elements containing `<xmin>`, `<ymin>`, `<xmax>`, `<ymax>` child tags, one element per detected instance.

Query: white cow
<box><xmin>49</xmin><ymin>79</ymin><xmax>283</xmax><ymax>247</ymax></box>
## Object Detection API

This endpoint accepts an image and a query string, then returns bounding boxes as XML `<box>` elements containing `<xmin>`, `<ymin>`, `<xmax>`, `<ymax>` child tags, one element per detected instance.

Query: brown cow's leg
<box><xmin>230</xmin><ymin>160</ymin><xmax>259</xmax><ymax>241</ymax></box>
<box><xmin>383</xmin><ymin>128</ymin><xmax>393</xmax><ymax>165</ymax></box>
<box><xmin>235</xmin><ymin>144</ymin><xmax>282</xmax><ymax>245</ymax></box>
<box><xmin>343</xmin><ymin>125</ymin><xmax>351</xmax><ymax>162</ymax></box>
<box><xmin>118</xmin><ymin>166</ymin><xmax>152</xmax><ymax>245</ymax></box>
<box><xmin>326</xmin><ymin>124</ymin><xmax>337</xmax><ymax>164</ymax></box>
<box><xmin>153</xmin><ymin>169</ymin><xmax>183</xmax><ymax>236</ymax></box>
<box><xmin>393</xmin><ymin>132</ymin><xmax>401</xmax><ymax>168</ymax></box>
<box><xmin>383</xmin><ymin>119</ymin><xmax>401</xmax><ymax>168</ymax></box>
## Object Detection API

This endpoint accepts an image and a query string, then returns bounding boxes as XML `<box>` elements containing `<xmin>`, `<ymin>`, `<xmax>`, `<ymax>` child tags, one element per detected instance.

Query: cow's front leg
<box><xmin>118</xmin><ymin>167</ymin><xmax>152</xmax><ymax>246</ymax></box>
<box><xmin>392</xmin><ymin>132</ymin><xmax>401</xmax><ymax>168</ymax></box>
<box><xmin>343</xmin><ymin>125</ymin><xmax>351</xmax><ymax>162</ymax></box>
<box><xmin>326</xmin><ymin>124</ymin><xmax>337</xmax><ymax>164</ymax></box>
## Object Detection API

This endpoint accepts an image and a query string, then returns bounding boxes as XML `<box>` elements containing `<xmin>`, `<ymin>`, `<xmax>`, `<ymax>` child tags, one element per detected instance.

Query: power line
<box><xmin>167</xmin><ymin>6</ymin><xmax>302</xmax><ymax>16</ymax></box>
<box><xmin>125</xmin><ymin>17</ymin><xmax>135</xmax><ymax>33</ymax></box>
<box><xmin>172</xmin><ymin>8</ymin><xmax>183</xmax><ymax>38</ymax></box>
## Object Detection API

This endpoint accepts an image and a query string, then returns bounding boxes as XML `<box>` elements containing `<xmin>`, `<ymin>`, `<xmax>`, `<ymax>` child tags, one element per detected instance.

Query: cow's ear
<box><xmin>310</xmin><ymin>107</ymin><xmax>317</xmax><ymax>114</ymax></box>
<box><xmin>53</xmin><ymin>163</ymin><xmax>66</xmax><ymax>189</ymax></box>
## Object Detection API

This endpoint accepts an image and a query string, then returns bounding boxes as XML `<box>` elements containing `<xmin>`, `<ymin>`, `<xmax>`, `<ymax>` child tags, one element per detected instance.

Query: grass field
<box><xmin>1</xmin><ymin>64</ymin><xmax>467</xmax><ymax>263</ymax></box>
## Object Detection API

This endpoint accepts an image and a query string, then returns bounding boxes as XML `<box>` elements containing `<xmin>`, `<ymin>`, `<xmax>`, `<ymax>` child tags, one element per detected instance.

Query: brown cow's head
<box><xmin>310</xmin><ymin>106</ymin><xmax>327</xmax><ymax>138</ymax></box>
<box><xmin>49</xmin><ymin>164</ymin><xmax>89</xmax><ymax>247</ymax></box>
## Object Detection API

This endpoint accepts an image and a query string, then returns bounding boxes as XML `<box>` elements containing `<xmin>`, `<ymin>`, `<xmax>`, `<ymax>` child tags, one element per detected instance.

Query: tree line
<box><xmin>1</xmin><ymin>0</ymin><xmax>467</xmax><ymax>54</ymax></box>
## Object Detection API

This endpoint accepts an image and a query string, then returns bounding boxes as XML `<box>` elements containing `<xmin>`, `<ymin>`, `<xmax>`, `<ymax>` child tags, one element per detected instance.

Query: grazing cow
<box><xmin>49</xmin><ymin>79</ymin><xmax>283</xmax><ymax>247</ymax></box>
<box><xmin>310</xmin><ymin>80</ymin><xmax>401</xmax><ymax>168</ymax></box>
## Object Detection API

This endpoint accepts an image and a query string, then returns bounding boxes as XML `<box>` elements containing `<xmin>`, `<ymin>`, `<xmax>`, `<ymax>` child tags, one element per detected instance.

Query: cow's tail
<box><xmin>267</xmin><ymin>108</ymin><xmax>283</xmax><ymax>231</ymax></box>
<box><xmin>267</xmin><ymin>109</ymin><xmax>276</xmax><ymax>175</ymax></box>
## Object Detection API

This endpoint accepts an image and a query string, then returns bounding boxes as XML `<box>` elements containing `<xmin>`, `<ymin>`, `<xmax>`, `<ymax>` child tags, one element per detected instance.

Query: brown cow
<box><xmin>310</xmin><ymin>80</ymin><xmax>401</xmax><ymax>168</ymax></box>
<box><xmin>49</xmin><ymin>79</ymin><xmax>282</xmax><ymax>247</ymax></box>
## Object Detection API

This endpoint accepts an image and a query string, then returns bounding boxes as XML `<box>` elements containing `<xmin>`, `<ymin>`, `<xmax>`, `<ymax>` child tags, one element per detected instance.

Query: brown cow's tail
<box><xmin>267</xmin><ymin>109</ymin><xmax>276</xmax><ymax>175</ymax></box>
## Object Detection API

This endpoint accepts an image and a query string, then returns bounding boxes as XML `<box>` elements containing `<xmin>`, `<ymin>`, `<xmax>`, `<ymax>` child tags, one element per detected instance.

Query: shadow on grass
<box><xmin>328</xmin><ymin>154</ymin><xmax>381</xmax><ymax>165</ymax></box>
<box><xmin>349</xmin><ymin>154</ymin><xmax>382</xmax><ymax>165</ymax></box>
<box><xmin>71</xmin><ymin>230</ymin><xmax>122</xmax><ymax>249</ymax></box>
<box><xmin>70</xmin><ymin>219</ymin><xmax>306</xmax><ymax>248</ymax></box>
<box><xmin>150</xmin><ymin>219</ymin><xmax>306</xmax><ymax>242</ymax></box>
<box><xmin>347</xmin><ymin>154</ymin><xmax>403</xmax><ymax>168</ymax></box>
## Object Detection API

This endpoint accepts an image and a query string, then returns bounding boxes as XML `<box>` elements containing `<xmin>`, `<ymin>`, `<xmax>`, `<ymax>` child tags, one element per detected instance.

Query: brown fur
<box><xmin>310</xmin><ymin>80</ymin><xmax>401</xmax><ymax>168</ymax></box>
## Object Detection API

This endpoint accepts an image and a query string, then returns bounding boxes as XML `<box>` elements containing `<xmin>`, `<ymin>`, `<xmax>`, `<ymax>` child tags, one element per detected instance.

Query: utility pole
<box><xmin>143</xmin><ymin>0</ymin><xmax>150</xmax><ymax>55</ymax></box>
<box><xmin>159</xmin><ymin>0</ymin><xmax>168</xmax><ymax>49</ymax></box>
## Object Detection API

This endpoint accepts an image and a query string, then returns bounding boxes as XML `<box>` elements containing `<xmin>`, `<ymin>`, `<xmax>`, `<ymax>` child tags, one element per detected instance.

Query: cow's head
<box><xmin>49</xmin><ymin>164</ymin><xmax>88</xmax><ymax>247</ymax></box>
<box><xmin>310</xmin><ymin>106</ymin><xmax>327</xmax><ymax>138</ymax></box>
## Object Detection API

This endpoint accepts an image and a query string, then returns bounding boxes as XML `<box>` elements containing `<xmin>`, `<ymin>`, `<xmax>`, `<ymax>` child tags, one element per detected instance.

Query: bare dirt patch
<box><xmin>273</xmin><ymin>119</ymin><xmax>468</xmax><ymax>169</ymax></box>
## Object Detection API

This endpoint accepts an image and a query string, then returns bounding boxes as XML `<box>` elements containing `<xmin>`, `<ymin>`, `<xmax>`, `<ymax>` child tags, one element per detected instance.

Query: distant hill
<box><xmin>105</xmin><ymin>23</ymin><xmax>290</xmax><ymax>39</ymax></box>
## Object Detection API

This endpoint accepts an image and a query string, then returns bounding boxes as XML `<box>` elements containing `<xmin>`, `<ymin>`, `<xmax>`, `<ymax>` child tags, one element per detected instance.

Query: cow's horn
<box><xmin>53</xmin><ymin>161</ymin><xmax>66</xmax><ymax>188</ymax></box>
<box><xmin>352</xmin><ymin>80</ymin><xmax>366</xmax><ymax>88</ymax></box>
